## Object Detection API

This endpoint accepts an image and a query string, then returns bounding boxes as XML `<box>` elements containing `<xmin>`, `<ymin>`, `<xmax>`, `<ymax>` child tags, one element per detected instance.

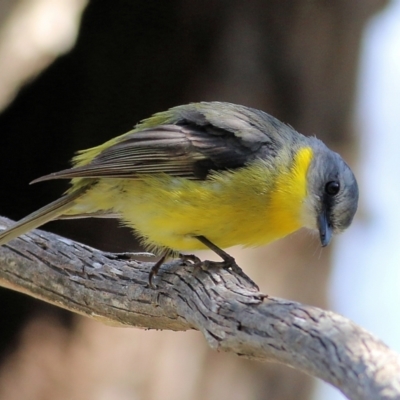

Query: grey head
<box><xmin>302</xmin><ymin>138</ymin><xmax>359</xmax><ymax>246</ymax></box>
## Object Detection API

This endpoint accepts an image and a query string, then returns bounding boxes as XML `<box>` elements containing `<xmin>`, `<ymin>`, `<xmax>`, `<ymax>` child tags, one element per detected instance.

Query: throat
<box><xmin>266</xmin><ymin>147</ymin><xmax>313</xmax><ymax>239</ymax></box>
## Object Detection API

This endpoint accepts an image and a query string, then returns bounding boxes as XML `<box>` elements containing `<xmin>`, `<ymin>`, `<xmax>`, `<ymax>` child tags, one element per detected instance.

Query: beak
<box><xmin>318</xmin><ymin>208</ymin><xmax>332</xmax><ymax>247</ymax></box>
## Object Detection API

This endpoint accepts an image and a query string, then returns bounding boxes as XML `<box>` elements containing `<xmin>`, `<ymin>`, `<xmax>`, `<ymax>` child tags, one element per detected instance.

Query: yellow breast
<box><xmin>267</xmin><ymin>146</ymin><xmax>313</xmax><ymax>238</ymax></box>
<box><xmin>72</xmin><ymin>147</ymin><xmax>313</xmax><ymax>255</ymax></box>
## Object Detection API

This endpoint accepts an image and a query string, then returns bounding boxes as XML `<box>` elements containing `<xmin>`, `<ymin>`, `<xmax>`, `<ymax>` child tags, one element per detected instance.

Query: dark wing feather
<box><xmin>33</xmin><ymin>105</ymin><xmax>282</xmax><ymax>183</ymax></box>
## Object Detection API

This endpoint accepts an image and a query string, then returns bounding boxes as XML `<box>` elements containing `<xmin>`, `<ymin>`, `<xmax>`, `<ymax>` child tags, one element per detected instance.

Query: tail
<box><xmin>0</xmin><ymin>186</ymin><xmax>87</xmax><ymax>245</ymax></box>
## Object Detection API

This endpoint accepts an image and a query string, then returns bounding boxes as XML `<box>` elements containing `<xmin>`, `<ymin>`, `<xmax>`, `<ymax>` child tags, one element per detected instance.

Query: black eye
<box><xmin>325</xmin><ymin>181</ymin><xmax>340</xmax><ymax>196</ymax></box>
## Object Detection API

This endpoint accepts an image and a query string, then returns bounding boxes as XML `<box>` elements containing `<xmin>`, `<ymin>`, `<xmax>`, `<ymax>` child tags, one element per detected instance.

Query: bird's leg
<box><xmin>148</xmin><ymin>252</ymin><xmax>168</xmax><ymax>289</ymax></box>
<box><xmin>194</xmin><ymin>235</ymin><xmax>238</xmax><ymax>269</ymax></box>
<box><xmin>147</xmin><ymin>238</ymin><xmax>258</xmax><ymax>289</ymax></box>
<box><xmin>194</xmin><ymin>235</ymin><xmax>259</xmax><ymax>289</ymax></box>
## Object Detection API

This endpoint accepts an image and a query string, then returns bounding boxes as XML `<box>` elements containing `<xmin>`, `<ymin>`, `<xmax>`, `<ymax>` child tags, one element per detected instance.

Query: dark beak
<box><xmin>318</xmin><ymin>208</ymin><xmax>332</xmax><ymax>247</ymax></box>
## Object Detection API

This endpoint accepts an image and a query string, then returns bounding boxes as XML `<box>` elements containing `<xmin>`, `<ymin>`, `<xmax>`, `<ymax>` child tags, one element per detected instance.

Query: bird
<box><xmin>0</xmin><ymin>102</ymin><xmax>359</xmax><ymax>287</ymax></box>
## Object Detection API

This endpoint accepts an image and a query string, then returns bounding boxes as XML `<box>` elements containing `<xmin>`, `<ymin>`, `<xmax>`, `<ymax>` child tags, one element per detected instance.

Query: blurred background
<box><xmin>0</xmin><ymin>0</ymin><xmax>397</xmax><ymax>399</ymax></box>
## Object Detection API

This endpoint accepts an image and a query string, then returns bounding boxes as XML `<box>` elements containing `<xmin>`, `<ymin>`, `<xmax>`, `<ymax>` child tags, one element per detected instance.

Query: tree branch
<box><xmin>0</xmin><ymin>216</ymin><xmax>399</xmax><ymax>400</ymax></box>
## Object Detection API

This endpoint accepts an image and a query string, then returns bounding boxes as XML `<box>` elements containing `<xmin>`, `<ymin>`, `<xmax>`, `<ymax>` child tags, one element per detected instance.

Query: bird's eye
<box><xmin>325</xmin><ymin>181</ymin><xmax>340</xmax><ymax>196</ymax></box>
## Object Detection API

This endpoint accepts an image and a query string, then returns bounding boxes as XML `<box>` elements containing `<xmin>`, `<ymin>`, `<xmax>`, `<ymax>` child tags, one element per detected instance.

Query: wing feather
<box><xmin>32</xmin><ymin>105</ymin><xmax>280</xmax><ymax>184</ymax></box>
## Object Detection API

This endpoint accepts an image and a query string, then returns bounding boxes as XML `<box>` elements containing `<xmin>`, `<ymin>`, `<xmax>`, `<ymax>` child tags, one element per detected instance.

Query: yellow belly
<box><xmin>71</xmin><ymin>148</ymin><xmax>313</xmax><ymax>254</ymax></box>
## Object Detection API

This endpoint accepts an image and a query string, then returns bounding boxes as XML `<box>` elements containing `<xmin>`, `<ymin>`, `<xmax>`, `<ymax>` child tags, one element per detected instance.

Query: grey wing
<box><xmin>32</xmin><ymin>109</ymin><xmax>278</xmax><ymax>184</ymax></box>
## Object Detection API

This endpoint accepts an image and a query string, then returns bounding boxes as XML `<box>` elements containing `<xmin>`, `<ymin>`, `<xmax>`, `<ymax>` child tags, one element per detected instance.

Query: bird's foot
<box><xmin>148</xmin><ymin>254</ymin><xmax>168</xmax><ymax>289</ymax></box>
<box><xmin>179</xmin><ymin>253</ymin><xmax>201</xmax><ymax>265</ymax></box>
<box><xmin>188</xmin><ymin>254</ymin><xmax>259</xmax><ymax>290</ymax></box>
<box><xmin>148</xmin><ymin>252</ymin><xmax>259</xmax><ymax>291</ymax></box>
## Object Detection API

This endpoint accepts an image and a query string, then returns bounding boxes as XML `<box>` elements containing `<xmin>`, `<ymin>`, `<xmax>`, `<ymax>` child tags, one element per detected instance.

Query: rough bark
<box><xmin>0</xmin><ymin>216</ymin><xmax>399</xmax><ymax>400</ymax></box>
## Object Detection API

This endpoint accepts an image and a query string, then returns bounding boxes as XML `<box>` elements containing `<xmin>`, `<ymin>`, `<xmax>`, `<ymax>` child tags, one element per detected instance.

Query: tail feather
<box><xmin>0</xmin><ymin>187</ymin><xmax>87</xmax><ymax>245</ymax></box>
